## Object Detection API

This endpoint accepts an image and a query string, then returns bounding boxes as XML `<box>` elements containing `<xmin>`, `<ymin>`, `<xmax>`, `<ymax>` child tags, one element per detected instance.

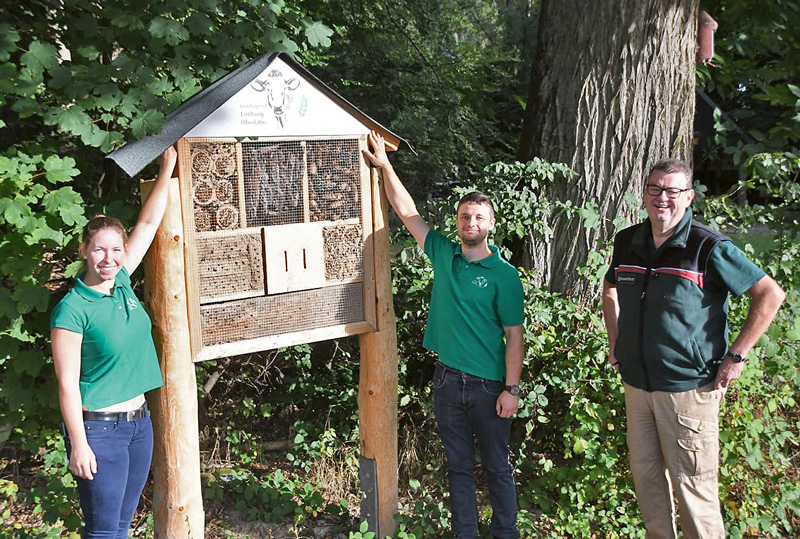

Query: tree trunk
<box><xmin>518</xmin><ymin>0</ymin><xmax>699</xmax><ymax>299</ymax></box>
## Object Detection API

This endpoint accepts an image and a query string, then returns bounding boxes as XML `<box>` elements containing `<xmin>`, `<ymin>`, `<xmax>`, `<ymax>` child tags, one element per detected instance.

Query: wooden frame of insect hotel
<box><xmin>107</xmin><ymin>53</ymin><xmax>406</xmax><ymax>538</ymax></box>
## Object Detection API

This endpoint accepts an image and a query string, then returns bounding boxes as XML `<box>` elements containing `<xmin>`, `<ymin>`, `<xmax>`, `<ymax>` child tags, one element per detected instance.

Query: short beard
<box><xmin>459</xmin><ymin>229</ymin><xmax>488</xmax><ymax>247</ymax></box>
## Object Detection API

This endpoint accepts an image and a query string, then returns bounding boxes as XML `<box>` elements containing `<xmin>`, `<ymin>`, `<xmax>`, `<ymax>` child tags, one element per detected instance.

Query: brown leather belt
<box><xmin>82</xmin><ymin>404</ymin><xmax>147</xmax><ymax>422</ymax></box>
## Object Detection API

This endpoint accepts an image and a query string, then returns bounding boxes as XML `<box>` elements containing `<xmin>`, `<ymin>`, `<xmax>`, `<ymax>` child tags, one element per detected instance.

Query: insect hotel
<box><xmin>107</xmin><ymin>52</ymin><xmax>405</xmax><ymax>538</ymax></box>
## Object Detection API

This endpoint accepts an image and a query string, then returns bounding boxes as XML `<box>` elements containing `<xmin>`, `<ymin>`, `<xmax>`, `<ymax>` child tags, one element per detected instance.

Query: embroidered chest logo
<box><xmin>472</xmin><ymin>276</ymin><xmax>488</xmax><ymax>288</ymax></box>
<box><xmin>126</xmin><ymin>298</ymin><xmax>139</xmax><ymax>310</ymax></box>
<box><xmin>617</xmin><ymin>274</ymin><xmax>637</xmax><ymax>285</ymax></box>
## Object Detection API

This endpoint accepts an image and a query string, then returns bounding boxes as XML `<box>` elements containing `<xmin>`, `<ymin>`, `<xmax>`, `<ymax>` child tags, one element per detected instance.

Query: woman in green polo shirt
<box><xmin>50</xmin><ymin>147</ymin><xmax>176</xmax><ymax>538</ymax></box>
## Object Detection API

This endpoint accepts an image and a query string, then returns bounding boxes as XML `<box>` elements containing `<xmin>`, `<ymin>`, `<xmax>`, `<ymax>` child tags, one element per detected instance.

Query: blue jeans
<box><xmin>433</xmin><ymin>361</ymin><xmax>519</xmax><ymax>539</ymax></box>
<box><xmin>64</xmin><ymin>408</ymin><xmax>154</xmax><ymax>539</ymax></box>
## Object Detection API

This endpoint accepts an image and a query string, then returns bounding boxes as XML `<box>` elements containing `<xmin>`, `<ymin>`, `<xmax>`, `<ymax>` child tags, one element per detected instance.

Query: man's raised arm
<box><xmin>363</xmin><ymin>130</ymin><xmax>430</xmax><ymax>249</ymax></box>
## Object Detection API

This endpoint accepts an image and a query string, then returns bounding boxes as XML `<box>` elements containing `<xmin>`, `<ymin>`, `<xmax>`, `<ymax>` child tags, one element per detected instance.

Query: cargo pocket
<box><xmin>676</xmin><ymin>413</ymin><xmax>718</xmax><ymax>477</ymax></box>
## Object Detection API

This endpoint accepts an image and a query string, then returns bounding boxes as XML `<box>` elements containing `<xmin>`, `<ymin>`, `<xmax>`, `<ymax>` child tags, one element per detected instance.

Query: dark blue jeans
<box><xmin>433</xmin><ymin>361</ymin><xmax>519</xmax><ymax>539</ymax></box>
<box><xmin>65</xmin><ymin>409</ymin><xmax>154</xmax><ymax>539</ymax></box>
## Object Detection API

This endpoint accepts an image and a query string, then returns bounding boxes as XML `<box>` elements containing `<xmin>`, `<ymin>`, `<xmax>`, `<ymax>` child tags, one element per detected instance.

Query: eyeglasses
<box><xmin>645</xmin><ymin>184</ymin><xmax>690</xmax><ymax>199</ymax></box>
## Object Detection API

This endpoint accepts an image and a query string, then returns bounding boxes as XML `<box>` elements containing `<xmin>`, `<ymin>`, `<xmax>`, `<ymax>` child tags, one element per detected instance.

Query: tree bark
<box><xmin>357</xmin><ymin>167</ymin><xmax>398</xmax><ymax>537</ymax></box>
<box><xmin>142</xmin><ymin>178</ymin><xmax>205</xmax><ymax>538</ymax></box>
<box><xmin>518</xmin><ymin>0</ymin><xmax>700</xmax><ymax>299</ymax></box>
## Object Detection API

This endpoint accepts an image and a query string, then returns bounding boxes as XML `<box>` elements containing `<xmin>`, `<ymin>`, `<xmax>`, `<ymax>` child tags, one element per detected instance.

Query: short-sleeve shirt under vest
<box><xmin>50</xmin><ymin>266</ymin><xmax>164</xmax><ymax>411</ymax></box>
<box><xmin>423</xmin><ymin>229</ymin><xmax>525</xmax><ymax>381</ymax></box>
<box><xmin>605</xmin><ymin>210</ymin><xmax>764</xmax><ymax>392</ymax></box>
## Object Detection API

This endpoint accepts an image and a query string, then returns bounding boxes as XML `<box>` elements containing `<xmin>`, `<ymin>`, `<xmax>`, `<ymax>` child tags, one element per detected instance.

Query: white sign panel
<box><xmin>185</xmin><ymin>58</ymin><xmax>370</xmax><ymax>138</ymax></box>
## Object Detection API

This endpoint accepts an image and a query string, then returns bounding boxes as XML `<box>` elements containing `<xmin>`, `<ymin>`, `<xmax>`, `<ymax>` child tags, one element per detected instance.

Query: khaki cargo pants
<box><xmin>624</xmin><ymin>383</ymin><xmax>725</xmax><ymax>539</ymax></box>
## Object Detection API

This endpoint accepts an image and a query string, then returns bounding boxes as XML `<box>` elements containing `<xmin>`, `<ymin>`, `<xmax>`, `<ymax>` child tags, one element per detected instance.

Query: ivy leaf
<box><xmin>80</xmin><ymin>124</ymin><xmax>113</xmax><ymax>149</ymax></box>
<box><xmin>11</xmin><ymin>282</ymin><xmax>49</xmax><ymax>315</ymax></box>
<box><xmin>0</xmin><ymin>197</ymin><xmax>32</xmax><ymax>226</ymax></box>
<box><xmin>59</xmin><ymin>200</ymin><xmax>86</xmax><ymax>226</ymax></box>
<box><xmin>93</xmin><ymin>83</ymin><xmax>122</xmax><ymax>111</ymax></box>
<box><xmin>0</xmin><ymin>286</ymin><xmax>15</xmax><ymax>322</ymax></box>
<box><xmin>0</xmin><ymin>63</ymin><xmax>16</xmax><ymax>95</ymax></box>
<box><xmin>118</xmin><ymin>93</ymin><xmax>139</xmax><ymax>118</ymax></box>
<box><xmin>28</xmin><ymin>223</ymin><xmax>64</xmax><ymax>245</ymax></box>
<box><xmin>130</xmin><ymin>109</ymin><xmax>166</xmax><ymax>139</ymax></box>
<box><xmin>579</xmin><ymin>203</ymin><xmax>601</xmax><ymax>230</ymax></box>
<box><xmin>48</xmin><ymin>64</ymin><xmax>73</xmax><ymax>89</ymax></box>
<box><xmin>46</xmin><ymin>105</ymin><xmax>92</xmax><ymax>134</ymax></box>
<box><xmin>43</xmin><ymin>187</ymin><xmax>84</xmax><ymax>224</ymax></box>
<box><xmin>21</xmin><ymin>40</ymin><xmax>58</xmax><ymax>76</ymax></box>
<box><xmin>185</xmin><ymin>12</ymin><xmax>214</xmax><ymax>36</ymax></box>
<box><xmin>0</xmin><ymin>24</ymin><xmax>21</xmax><ymax>61</ymax></box>
<box><xmin>44</xmin><ymin>155</ymin><xmax>79</xmax><ymax>184</ymax></box>
<box><xmin>302</xmin><ymin>20</ymin><xmax>333</xmax><ymax>48</ymax></box>
<box><xmin>149</xmin><ymin>16</ymin><xmax>190</xmax><ymax>46</ymax></box>
<box><xmin>65</xmin><ymin>260</ymin><xmax>84</xmax><ymax>279</ymax></box>
<box><xmin>8</xmin><ymin>315</ymin><xmax>34</xmax><ymax>343</ymax></box>
<box><xmin>16</xmin><ymin>350</ymin><xmax>45</xmax><ymax>377</ymax></box>
<box><xmin>75</xmin><ymin>44</ymin><xmax>100</xmax><ymax>61</ymax></box>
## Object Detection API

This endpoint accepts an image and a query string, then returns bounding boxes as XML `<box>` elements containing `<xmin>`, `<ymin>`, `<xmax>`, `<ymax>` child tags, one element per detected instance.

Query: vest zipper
<box><xmin>639</xmin><ymin>266</ymin><xmax>653</xmax><ymax>391</ymax></box>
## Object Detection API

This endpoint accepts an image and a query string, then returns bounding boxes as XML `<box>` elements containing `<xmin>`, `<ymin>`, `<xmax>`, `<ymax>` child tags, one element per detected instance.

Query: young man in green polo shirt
<box><xmin>364</xmin><ymin>131</ymin><xmax>524</xmax><ymax>538</ymax></box>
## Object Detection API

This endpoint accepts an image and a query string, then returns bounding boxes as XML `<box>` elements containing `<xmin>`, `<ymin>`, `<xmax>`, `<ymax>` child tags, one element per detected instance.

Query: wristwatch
<box><xmin>725</xmin><ymin>351</ymin><xmax>746</xmax><ymax>363</ymax></box>
<box><xmin>504</xmin><ymin>384</ymin><xmax>520</xmax><ymax>396</ymax></box>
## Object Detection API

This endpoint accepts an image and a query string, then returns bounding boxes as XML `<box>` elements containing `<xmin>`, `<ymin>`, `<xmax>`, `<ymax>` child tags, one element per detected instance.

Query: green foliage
<box><xmin>0</xmin><ymin>0</ymin><xmax>332</xmax><ymax>423</ymax></box>
<box><xmin>1</xmin><ymin>1</ymin><xmax>331</xmax><ymax>534</ymax></box>
<box><xmin>205</xmin><ymin>468</ymin><xmax>328</xmax><ymax>525</ymax></box>
<box><xmin>301</xmin><ymin>0</ymin><xmax>537</xmax><ymax>196</ymax></box>
<box><xmin>5</xmin><ymin>0</ymin><xmax>800</xmax><ymax>536</ymax></box>
<box><xmin>384</xmin><ymin>157</ymin><xmax>800</xmax><ymax>537</ymax></box>
<box><xmin>349</xmin><ymin>519</ymin><xmax>376</xmax><ymax>539</ymax></box>
<box><xmin>698</xmin><ymin>0</ymin><xmax>800</xmax><ymax>159</ymax></box>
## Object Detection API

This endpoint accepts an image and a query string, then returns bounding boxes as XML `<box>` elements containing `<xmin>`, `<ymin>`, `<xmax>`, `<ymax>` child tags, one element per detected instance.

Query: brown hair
<box><xmin>457</xmin><ymin>191</ymin><xmax>495</xmax><ymax>219</ymax></box>
<box><xmin>649</xmin><ymin>159</ymin><xmax>693</xmax><ymax>188</ymax></box>
<box><xmin>82</xmin><ymin>214</ymin><xmax>128</xmax><ymax>246</ymax></box>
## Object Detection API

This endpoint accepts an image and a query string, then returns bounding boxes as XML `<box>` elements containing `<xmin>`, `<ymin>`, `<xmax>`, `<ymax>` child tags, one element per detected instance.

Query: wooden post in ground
<box><xmin>357</xmin><ymin>167</ymin><xmax>399</xmax><ymax>537</ymax></box>
<box><xmin>141</xmin><ymin>177</ymin><xmax>205</xmax><ymax>538</ymax></box>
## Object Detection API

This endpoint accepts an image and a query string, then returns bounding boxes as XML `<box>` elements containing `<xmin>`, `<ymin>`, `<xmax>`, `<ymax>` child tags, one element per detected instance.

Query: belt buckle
<box><xmin>125</xmin><ymin>409</ymin><xmax>138</xmax><ymax>421</ymax></box>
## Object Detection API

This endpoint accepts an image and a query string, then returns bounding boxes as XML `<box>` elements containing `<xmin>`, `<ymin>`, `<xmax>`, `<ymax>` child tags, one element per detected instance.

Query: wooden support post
<box><xmin>357</xmin><ymin>168</ymin><xmax>399</xmax><ymax>537</ymax></box>
<box><xmin>142</xmin><ymin>177</ymin><xmax>205</xmax><ymax>538</ymax></box>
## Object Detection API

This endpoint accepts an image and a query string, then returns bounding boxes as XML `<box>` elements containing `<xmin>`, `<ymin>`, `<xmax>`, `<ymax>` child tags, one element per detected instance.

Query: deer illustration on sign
<box><xmin>250</xmin><ymin>69</ymin><xmax>301</xmax><ymax>128</ymax></box>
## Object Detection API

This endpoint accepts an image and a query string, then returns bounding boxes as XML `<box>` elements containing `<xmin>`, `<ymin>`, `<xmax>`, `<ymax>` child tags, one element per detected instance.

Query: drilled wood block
<box><xmin>197</xmin><ymin>230</ymin><xmax>265</xmax><ymax>304</ymax></box>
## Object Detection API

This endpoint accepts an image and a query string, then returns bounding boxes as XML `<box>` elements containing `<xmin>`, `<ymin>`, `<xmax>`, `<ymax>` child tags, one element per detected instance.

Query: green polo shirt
<box><xmin>423</xmin><ymin>229</ymin><xmax>524</xmax><ymax>381</ymax></box>
<box><xmin>50</xmin><ymin>267</ymin><xmax>163</xmax><ymax>411</ymax></box>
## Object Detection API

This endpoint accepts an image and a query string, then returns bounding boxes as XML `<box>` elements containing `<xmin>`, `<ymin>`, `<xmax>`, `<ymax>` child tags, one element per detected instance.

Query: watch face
<box><xmin>727</xmin><ymin>352</ymin><xmax>745</xmax><ymax>363</ymax></box>
<box><xmin>506</xmin><ymin>385</ymin><xmax>520</xmax><ymax>396</ymax></box>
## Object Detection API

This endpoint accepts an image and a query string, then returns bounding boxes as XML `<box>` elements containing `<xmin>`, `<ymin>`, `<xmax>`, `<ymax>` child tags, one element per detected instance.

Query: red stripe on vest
<box><xmin>653</xmin><ymin>268</ymin><xmax>704</xmax><ymax>287</ymax></box>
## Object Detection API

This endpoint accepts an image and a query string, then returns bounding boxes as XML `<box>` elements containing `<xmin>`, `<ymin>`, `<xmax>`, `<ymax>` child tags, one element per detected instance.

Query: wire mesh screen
<box><xmin>242</xmin><ymin>140</ymin><xmax>305</xmax><ymax>227</ymax></box>
<box><xmin>180</xmin><ymin>136</ymin><xmax>372</xmax><ymax>357</ymax></box>
<box><xmin>189</xmin><ymin>141</ymin><xmax>240</xmax><ymax>232</ymax></box>
<box><xmin>307</xmin><ymin>139</ymin><xmax>361</xmax><ymax>221</ymax></box>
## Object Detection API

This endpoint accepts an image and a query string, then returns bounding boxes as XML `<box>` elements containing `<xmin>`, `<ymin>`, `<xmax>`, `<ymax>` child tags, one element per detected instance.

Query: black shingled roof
<box><xmin>106</xmin><ymin>52</ymin><xmax>408</xmax><ymax>177</ymax></box>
